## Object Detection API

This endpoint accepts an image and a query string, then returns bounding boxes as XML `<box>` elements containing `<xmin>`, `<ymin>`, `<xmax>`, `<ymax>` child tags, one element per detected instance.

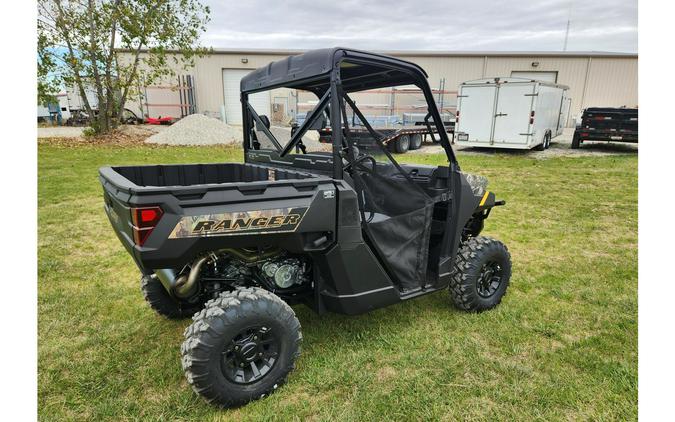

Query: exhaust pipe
<box><xmin>154</xmin><ymin>248</ymin><xmax>281</xmax><ymax>298</ymax></box>
<box><xmin>154</xmin><ymin>255</ymin><xmax>209</xmax><ymax>299</ymax></box>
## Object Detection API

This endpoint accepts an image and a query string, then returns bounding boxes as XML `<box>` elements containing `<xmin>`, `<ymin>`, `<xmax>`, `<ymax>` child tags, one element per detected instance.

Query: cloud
<box><xmin>200</xmin><ymin>0</ymin><xmax>637</xmax><ymax>52</ymax></box>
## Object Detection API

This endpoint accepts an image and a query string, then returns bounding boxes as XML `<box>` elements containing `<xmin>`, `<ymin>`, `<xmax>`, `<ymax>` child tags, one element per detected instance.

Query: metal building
<box><xmin>120</xmin><ymin>48</ymin><xmax>637</xmax><ymax>126</ymax></box>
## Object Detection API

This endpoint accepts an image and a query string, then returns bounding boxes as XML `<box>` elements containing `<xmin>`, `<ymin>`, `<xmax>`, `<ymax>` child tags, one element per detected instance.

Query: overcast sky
<box><xmin>202</xmin><ymin>0</ymin><xmax>637</xmax><ymax>53</ymax></box>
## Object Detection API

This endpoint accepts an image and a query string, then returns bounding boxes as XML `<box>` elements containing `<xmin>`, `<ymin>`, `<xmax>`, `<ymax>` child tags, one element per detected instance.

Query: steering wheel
<box><xmin>344</xmin><ymin>154</ymin><xmax>377</xmax><ymax>174</ymax></box>
<box><xmin>343</xmin><ymin>155</ymin><xmax>380</xmax><ymax>224</ymax></box>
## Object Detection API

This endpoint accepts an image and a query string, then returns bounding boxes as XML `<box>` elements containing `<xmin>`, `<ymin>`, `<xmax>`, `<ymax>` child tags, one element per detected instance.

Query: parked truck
<box><xmin>454</xmin><ymin>77</ymin><xmax>571</xmax><ymax>150</ymax></box>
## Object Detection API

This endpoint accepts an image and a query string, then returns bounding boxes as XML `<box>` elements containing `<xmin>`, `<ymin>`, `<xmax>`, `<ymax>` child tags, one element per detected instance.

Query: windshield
<box><xmin>246</xmin><ymin>88</ymin><xmax>331</xmax><ymax>155</ymax></box>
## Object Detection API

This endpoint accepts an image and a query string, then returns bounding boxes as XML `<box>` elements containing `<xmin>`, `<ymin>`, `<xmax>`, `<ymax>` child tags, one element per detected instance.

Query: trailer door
<box><xmin>492</xmin><ymin>83</ymin><xmax>535</xmax><ymax>146</ymax></box>
<box><xmin>456</xmin><ymin>84</ymin><xmax>497</xmax><ymax>144</ymax></box>
<box><xmin>559</xmin><ymin>92</ymin><xmax>572</xmax><ymax>131</ymax></box>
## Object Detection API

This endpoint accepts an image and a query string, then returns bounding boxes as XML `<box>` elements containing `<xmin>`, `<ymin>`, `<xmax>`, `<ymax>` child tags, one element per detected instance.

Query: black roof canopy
<box><xmin>240</xmin><ymin>47</ymin><xmax>430</xmax><ymax>94</ymax></box>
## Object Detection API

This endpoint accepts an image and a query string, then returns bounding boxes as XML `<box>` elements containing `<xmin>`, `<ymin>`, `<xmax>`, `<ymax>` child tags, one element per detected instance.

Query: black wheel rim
<box><xmin>221</xmin><ymin>326</ymin><xmax>280</xmax><ymax>384</ymax></box>
<box><xmin>477</xmin><ymin>261</ymin><xmax>503</xmax><ymax>298</ymax></box>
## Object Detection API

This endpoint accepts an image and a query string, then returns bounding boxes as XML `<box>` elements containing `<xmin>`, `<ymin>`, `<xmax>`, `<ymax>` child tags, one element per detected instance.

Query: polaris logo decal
<box><xmin>169</xmin><ymin>207</ymin><xmax>308</xmax><ymax>238</ymax></box>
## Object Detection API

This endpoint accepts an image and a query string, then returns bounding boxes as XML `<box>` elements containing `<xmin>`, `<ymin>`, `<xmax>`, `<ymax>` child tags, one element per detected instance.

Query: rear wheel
<box><xmin>571</xmin><ymin>132</ymin><xmax>581</xmax><ymax>149</ymax></box>
<box><xmin>410</xmin><ymin>134</ymin><xmax>423</xmax><ymax>150</ymax></box>
<box><xmin>534</xmin><ymin>132</ymin><xmax>550</xmax><ymax>151</ymax></box>
<box><xmin>181</xmin><ymin>287</ymin><xmax>302</xmax><ymax>407</ymax></box>
<box><xmin>141</xmin><ymin>275</ymin><xmax>202</xmax><ymax>319</ymax></box>
<box><xmin>394</xmin><ymin>135</ymin><xmax>410</xmax><ymax>153</ymax></box>
<box><xmin>449</xmin><ymin>236</ymin><xmax>511</xmax><ymax>312</ymax></box>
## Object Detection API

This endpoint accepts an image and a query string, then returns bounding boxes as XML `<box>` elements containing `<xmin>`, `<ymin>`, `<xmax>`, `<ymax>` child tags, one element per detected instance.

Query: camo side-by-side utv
<box><xmin>99</xmin><ymin>48</ymin><xmax>512</xmax><ymax>407</ymax></box>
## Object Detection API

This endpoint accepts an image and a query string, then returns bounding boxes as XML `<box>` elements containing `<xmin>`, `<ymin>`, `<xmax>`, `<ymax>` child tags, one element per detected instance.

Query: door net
<box><xmin>341</xmin><ymin>94</ymin><xmax>434</xmax><ymax>290</ymax></box>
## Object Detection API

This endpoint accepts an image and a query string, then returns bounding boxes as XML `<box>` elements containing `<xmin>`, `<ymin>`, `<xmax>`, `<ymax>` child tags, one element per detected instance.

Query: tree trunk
<box><xmin>54</xmin><ymin>0</ymin><xmax>95</xmax><ymax>123</ymax></box>
<box><xmin>105</xmin><ymin>0</ymin><xmax>121</xmax><ymax>129</ymax></box>
<box><xmin>117</xmin><ymin>43</ymin><xmax>144</xmax><ymax>126</ymax></box>
<box><xmin>87</xmin><ymin>0</ymin><xmax>107</xmax><ymax>133</ymax></box>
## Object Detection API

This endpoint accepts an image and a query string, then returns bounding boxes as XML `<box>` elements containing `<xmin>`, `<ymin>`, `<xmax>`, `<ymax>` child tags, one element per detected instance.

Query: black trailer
<box><xmin>99</xmin><ymin>48</ymin><xmax>511</xmax><ymax>407</ymax></box>
<box><xmin>572</xmin><ymin>107</ymin><xmax>638</xmax><ymax>148</ymax></box>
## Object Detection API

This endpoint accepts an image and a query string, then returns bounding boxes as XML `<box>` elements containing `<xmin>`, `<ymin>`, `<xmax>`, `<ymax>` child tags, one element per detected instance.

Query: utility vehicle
<box><xmin>99</xmin><ymin>48</ymin><xmax>512</xmax><ymax>407</ymax></box>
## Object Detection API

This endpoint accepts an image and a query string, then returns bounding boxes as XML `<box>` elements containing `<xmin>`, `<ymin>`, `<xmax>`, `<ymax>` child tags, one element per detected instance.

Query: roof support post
<box><xmin>241</xmin><ymin>92</ymin><xmax>250</xmax><ymax>155</ymax></box>
<box><xmin>330</xmin><ymin>64</ymin><xmax>343</xmax><ymax>180</ymax></box>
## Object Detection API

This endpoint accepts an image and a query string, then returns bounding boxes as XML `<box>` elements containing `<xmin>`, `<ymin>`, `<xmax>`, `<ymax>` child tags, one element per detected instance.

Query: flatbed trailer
<box><xmin>317</xmin><ymin>125</ymin><xmax>454</xmax><ymax>153</ymax></box>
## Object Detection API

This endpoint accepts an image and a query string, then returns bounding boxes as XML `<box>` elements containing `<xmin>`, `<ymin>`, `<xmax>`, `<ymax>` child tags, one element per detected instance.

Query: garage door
<box><xmin>222</xmin><ymin>69</ymin><xmax>270</xmax><ymax>124</ymax></box>
<box><xmin>511</xmin><ymin>71</ymin><xmax>558</xmax><ymax>83</ymax></box>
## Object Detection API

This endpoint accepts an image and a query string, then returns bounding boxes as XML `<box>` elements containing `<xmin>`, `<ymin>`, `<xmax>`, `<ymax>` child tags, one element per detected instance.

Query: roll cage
<box><xmin>240</xmin><ymin>48</ymin><xmax>459</xmax><ymax>179</ymax></box>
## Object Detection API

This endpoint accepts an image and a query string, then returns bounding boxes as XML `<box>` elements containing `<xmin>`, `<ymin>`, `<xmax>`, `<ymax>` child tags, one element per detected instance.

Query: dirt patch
<box><xmin>375</xmin><ymin>365</ymin><xmax>398</xmax><ymax>383</ymax></box>
<box><xmin>37</xmin><ymin>124</ymin><xmax>167</xmax><ymax>146</ymax></box>
<box><xmin>38</xmin><ymin>130</ymin><xmax>147</xmax><ymax>147</ymax></box>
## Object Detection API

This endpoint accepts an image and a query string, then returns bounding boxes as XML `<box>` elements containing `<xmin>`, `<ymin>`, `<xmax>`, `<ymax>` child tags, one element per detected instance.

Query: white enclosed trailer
<box><xmin>454</xmin><ymin>77</ymin><xmax>571</xmax><ymax>150</ymax></box>
<box><xmin>67</xmin><ymin>85</ymin><xmax>99</xmax><ymax>111</ymax></box>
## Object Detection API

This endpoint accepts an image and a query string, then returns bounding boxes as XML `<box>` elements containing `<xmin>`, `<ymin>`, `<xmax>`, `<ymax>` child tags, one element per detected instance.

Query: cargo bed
<box><xmin>99</xmin><ymin>162</ymin><xmax>336</xmax><ymax>272</ymax></box>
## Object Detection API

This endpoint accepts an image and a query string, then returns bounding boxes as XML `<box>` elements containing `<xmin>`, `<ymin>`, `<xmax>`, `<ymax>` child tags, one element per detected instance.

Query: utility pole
<box><xmin>563</xmin><ymin>0</ymin><xmax>573</xmax><ymax>51</ymax></box>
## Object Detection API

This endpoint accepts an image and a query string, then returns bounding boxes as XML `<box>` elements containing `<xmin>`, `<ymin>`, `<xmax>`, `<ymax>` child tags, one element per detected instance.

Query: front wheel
<box><xmin>449</xmin><ymin>236</ymin><xmax>511</xmax><ymax>312</ymax></box>
<box><xmin>181</xmin><ymin>287</ymin><xmax>302</xmax><ymax>407</ymax></box>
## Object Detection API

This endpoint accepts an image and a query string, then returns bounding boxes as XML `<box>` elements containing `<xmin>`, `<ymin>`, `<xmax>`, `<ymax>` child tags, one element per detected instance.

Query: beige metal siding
<box><xmin>395</xmin><ymin>56</ymin><xmax>486</xmax><ymax>92</ymax></box>
<box><xmin>584</xmin><ymin>58</ymin><xmax>638</xmax><ymax>109</ymax></box>
<box><xmin>192</xmin><ymin>54</ymin><xmax>290</xmax><ymax>117</ymax></box>
<box><xmin>117</xmin><ymin>50</ymin><xmax>637</xmax><ymax>127</ymax></box>
<box><xmin>393</xmin><ymin>54</ymin><xmax>636</xmax><ymax>124</ymax></box>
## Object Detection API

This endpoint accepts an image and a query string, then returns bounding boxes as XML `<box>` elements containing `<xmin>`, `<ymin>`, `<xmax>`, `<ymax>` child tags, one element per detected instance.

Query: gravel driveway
<box><xmin>410</xmin><ymin>128</ymin><xmax>638</xmax><ymax>157</ymax></box>
<box><xmin>38</xmin><ymin>126</ymin><xmax>86</xmax><ymax>138</ymax></box>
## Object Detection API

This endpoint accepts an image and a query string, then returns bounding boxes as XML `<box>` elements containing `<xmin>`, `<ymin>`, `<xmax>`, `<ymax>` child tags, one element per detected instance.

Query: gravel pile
<box><xmin>145</xmin><ymin>114</ymin><xmax>243</xmax><ymax>145</ymax></box>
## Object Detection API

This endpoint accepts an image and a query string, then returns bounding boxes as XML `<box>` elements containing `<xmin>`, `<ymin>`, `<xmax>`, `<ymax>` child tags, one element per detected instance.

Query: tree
<box><xmin>37</xmin><ymin>0</ymin><xmax>210</xmax><ymax>134</ymax></box>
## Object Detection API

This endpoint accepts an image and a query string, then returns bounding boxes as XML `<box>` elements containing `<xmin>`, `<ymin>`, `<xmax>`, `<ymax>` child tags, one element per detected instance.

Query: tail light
<box><xmin>529</xmin><ymin>110</ymin><xmax>535</xmax><ymax>124</ymax></box>
<box><xmin>131</xmin><ymin>206</ymin><xmax>163</xmax><ymax>246</ymax></box>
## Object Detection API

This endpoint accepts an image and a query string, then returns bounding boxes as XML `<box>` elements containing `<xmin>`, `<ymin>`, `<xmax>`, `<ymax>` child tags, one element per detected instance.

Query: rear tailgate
<box><xmin>100</xmin><ymin>167</ymin><xmax>137</xmax><ymax>257</ymax></box>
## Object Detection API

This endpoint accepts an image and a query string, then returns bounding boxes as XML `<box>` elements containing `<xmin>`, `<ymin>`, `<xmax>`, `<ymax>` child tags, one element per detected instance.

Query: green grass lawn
<box><xmin>38</xmin><ymin>141</ymin><xmax>637</xmax><ymax>421</ymax></box>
